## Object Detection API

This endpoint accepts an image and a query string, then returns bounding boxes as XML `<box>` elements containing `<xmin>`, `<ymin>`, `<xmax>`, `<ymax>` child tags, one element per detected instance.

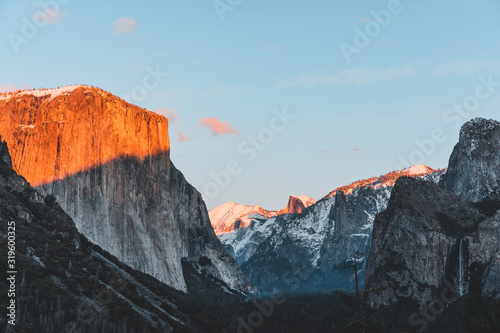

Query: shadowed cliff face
<box><xmin>364</xmin><ymin>177</ymin><xmax>485</xmax><ymax>308</ymax></box>
<box><xmin>365</xmin><ymin>118</ymin><xmax>500</xmax><ymax>310</ymax></box>
<box><xmin>0</xmin><ymin>86</ymin><xmax>253</xmax><ymax>293</ymax></box>
<box><xmin>0</xmin><ymin>138</ymin><xmax>225</xmax><ymax>332</ymax></box>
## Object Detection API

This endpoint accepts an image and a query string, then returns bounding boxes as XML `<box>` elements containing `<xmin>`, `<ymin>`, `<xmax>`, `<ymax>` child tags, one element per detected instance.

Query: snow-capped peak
<box><xmin>209</xmin><ymin>202</ymin><xmax>278</xmax><ymax>235</ymax></box>
<box><xmin>404</xmin><ymin>164</ymin><xmax>434</xmax><ymax>176</ymax></box>
<box><xmin>0</xmin><ymin>85</ymin><xmax>91</xmax><ymax>101</ymax></box>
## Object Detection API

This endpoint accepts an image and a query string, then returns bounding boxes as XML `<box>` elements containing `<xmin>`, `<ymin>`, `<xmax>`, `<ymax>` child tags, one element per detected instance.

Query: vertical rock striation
<box><xmin>364</xmin><ymin>177</ymin><xmax>485</xmax><ymax>307</ymax></box>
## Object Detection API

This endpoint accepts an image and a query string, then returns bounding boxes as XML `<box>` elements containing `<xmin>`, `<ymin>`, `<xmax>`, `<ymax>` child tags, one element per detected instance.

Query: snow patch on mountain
<box><xmin>0</xmin><ymin>85</ymin><xmax>90</xmax><ymax>101</ymax></box>
<box><xmin>209</xmin><ymin>202</ymin><xmax>278</xmax><ymax>235</ymax></box>
<box><xmin>219</xmin><ymin>217</ymin><xmax>277</xmax><ymax>265</ymax></box>
<box><xmin>404</xmin><ymin>164</ymin><xmax>435</xmax><ymax>175</ymax></box>
<box><xmin>293</xmin><ymin>195</ymin><xmax>316</xmax><ymax>207</ymax></box>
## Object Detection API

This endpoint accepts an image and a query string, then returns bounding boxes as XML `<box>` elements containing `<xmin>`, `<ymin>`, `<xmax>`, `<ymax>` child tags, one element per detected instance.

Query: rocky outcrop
<box><xmin>364</xmin><ymin>177</ymin><xmax>485</xmax><ymax>308</ymax></box>
<box><xmin>443</xmin><ymin>118</ymin><xmax>500</xmax><ymax>203</ymax></box>
<box><xmin>278</xmin><ymin>195</ymin><xmax>316</xmax><ymax>215</ymax></box>
<box><xmin>315</xmin><ymin>185</ymin><xmax>393</xmax><ymax>287</ymax></box>
<box><xmin>365</xmin><ymin>118</ymin><xmax>500</xmax><ymax>309</ymax></box>
<box><xmin>0</xmin><ymin>86</ymin><xmax>253</xmax><ymax>294</ymax></box>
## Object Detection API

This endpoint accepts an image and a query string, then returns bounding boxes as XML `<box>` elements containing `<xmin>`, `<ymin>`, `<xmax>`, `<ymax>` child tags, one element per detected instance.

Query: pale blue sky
<box><xmin>1</xmin><ymin>0</ymin><xmax>500</xmax><ymax>210</ymax></box>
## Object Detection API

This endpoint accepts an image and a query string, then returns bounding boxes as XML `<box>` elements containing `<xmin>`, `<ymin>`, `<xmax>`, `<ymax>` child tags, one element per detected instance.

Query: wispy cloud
<box><xmin>265</xmin><ymin>44</ymin><xmax>282</xmax><ymax>51</ymax></box>
<box><xmin>284</xmin><ymin>65</ymin><xmax>421</xmax><ymax>88</ymax></box>
<box><xmin>178</xmin><ymin>132</ymin><xmax>190</xmax><ymax>142</ymax></box>
<box><xmin>432</xmin><ymin>59</ymin><xmax>492</xmax><ymax>78</ymax></box>
<box><xmin>200</xmin><ymin>117</ymin><xmax>239</xmax><ymax>136</ymax></box>
<box><xmin>113</xmin><ymin>17</ymin><xmax>137</xmax><ymax>35</ymax></box>
<box><xmin>155</xmin><ymin>107</ymin><xmax>181</xmax><ymax>126</ymax></box>
<box><xmin>319</xmin><ymin>149</ymin><xmax>327</xmax><ymax>153</ymax></box>
<box><xmin>277</xmin><ymin>60</ymin><xmax>500</xmax><ymax>89</ymax></box>
<box><xmin>346</xmin><ymin>147</ymin><xmax>361</xmax><ymax>153</ymax></box>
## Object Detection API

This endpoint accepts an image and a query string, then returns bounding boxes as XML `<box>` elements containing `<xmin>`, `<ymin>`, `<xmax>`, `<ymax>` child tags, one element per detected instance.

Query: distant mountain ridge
<box><xmin>324</xmin><ymin>164</ymin><xmax>441</xmax><ymax>198</ymax></box>
<box><xmin>209</xmin><ymin>195</ymin><xmax>316</xmax><ymax>236</ymax></box>
<box><xmin>217</xmin><ymin>164</ymin><xmax>443</xmax><ymax>294</ymax></box>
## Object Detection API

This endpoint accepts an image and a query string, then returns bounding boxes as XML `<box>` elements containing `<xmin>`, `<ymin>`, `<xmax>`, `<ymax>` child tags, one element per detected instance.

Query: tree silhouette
<box><xmin>341</xmin><ymin>250</ymin><xmax>384</xmax><ymax>333</ymax></box>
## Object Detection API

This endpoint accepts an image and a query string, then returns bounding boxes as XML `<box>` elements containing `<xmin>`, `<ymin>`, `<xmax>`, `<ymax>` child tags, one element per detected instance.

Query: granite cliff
<box><xmin>364</xmin><ymin>118</ymin><xmax>500</xmax><ymax>324</ymax></box>
<box><xmin>0</xmin><ymin>85</ymin><xmax>252</xmax><ymax>294</ymax></box>
<box><xmin>0</xmin><ymin>137</ymin><xmax>228</xmax><ymax>332</ymax></box>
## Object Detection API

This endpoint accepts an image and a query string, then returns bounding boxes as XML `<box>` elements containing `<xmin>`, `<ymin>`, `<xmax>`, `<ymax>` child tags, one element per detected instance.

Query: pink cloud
<box><xmin>47</xmin><ymin>8</ymin><xmax>67</xmax><ymax>24</ymax></box>
<box><xmin>32</xmin><ymin>7</ymin><xmax>67</xmax><ymax>25</ymax></box>
<box><xmin>178</xmin><ymin>132</ymin><xmax>190</xmax><ymax>142</ymax></box>
<box><xmin>113</xmin><ymin>17</ymin><xmax>137</xmax><ymax>35</ymax></box>
<box><xmin>200</xmin><ymin>117</ymin><xmax>239</xmax><ymax>136</ymax></box>
<box><xmin>0</xmin><ymin>83</ymin><xmax>16</xmax><ymax>93</ymax></box>
<box><xmin>155</xmin><ymin>107</ymin><xmax>180</xmax><ymax>126</ymax></box>
<box><xmin>347</xmin><ymin>147</ymin><xmax>361</xmax><ymax>153</ymax></box>
<box><xmin>319</xmin><ymin>150</ymin><xmax>327</xmax><ymax>153</ymax></box>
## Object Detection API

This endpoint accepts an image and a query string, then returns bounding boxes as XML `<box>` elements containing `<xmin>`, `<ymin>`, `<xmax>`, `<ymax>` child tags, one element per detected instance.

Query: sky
<box><xmin>1</xmin><ymin>0</ymin><xmax>500</xmax><ymax>210</ymax></box>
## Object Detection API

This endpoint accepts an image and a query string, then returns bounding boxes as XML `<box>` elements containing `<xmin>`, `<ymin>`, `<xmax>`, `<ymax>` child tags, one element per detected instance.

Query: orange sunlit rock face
<box><xmin>0</xmin><ymin>86</ymin><xmax>170</xmax><ymax>186</ymax></box>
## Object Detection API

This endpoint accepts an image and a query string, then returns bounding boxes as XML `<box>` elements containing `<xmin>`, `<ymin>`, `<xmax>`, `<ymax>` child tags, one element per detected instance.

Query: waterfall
<box><xmin>458</xmin><ymin>238</ymin><xmax>467</xmax><ymax>296</ymax></box>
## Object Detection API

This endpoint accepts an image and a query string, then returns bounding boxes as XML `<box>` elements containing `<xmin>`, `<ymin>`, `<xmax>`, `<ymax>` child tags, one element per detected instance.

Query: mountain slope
<box><xmin>209</xmin><ymin>195</ymin><xmax>315</xmax><ymax>238</ymax></box>
<box><xmin>0</xmin><ymin>85</ymin><xmax>252</xmax><ymax>294</ymax></box>
<box><xmin>0</xmin><ymin>137</ymin><xmax>224</xmax><ymax>332</ymax></box>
